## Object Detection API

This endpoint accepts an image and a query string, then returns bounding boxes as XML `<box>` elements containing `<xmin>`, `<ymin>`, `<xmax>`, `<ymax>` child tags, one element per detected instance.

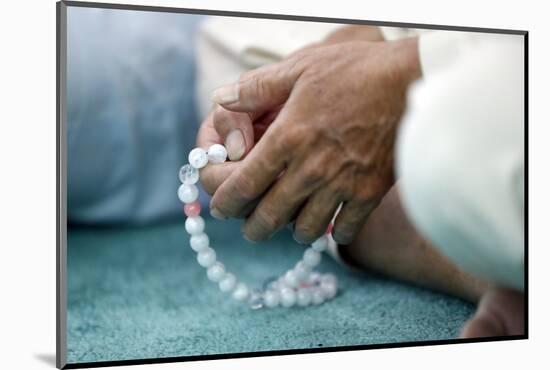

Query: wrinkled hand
<box><xmin>205</xmin><ymin>38</ymin><xmax>420</xmax><ymax>245</ymax></box>
<box><xmin>196</xmin><ymin>105</ymin><xmax>280</xmax><ymax>198</ymax></box>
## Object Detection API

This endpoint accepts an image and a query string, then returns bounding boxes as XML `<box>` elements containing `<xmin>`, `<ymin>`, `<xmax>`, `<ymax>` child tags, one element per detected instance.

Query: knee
<box><xmin>396</xmin><ymin>92</ymin><xmax>468</xmax><ymax>243</ymax></box>
<box><xmin>394</xmin><ymin>53</ymin><xmax>524</xmax><ymax>291</ymax></box>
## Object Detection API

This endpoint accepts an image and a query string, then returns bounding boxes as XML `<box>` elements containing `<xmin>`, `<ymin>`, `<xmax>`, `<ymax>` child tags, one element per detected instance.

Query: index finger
<box><xmin>196</xmin><ymin>111</ymin><xmax>240</xmax><ymax>195</ymax></box>
<box><xmin>196</xmin><ymin>111</ymin><xmax>221</xmax><ymax>148</ymax></box>
<box><xmin>209</xmin><ymin>120</ymin><xmax>289</xmax><ymax>218</ymax></box>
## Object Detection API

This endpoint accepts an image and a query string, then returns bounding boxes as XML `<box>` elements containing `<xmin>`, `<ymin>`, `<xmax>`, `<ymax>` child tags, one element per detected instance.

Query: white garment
<box><xmin>397</xmin><ymin>35</ymin><xmax>525</xmax><ymax>291</ymax></box>
<box><xmin>381</xmin><ymin>27</ymin><xmax>505</xmax><ymax>75</ymax></box>
<box><xmin>195</xmin><ymin>17</ymin><xmax>341</xmax><ymax>118</ymax></box>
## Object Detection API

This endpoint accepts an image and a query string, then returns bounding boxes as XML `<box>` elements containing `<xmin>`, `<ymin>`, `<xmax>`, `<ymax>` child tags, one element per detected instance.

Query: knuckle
<box><xmin>288</xmin><ymin>51</ymin><xmax>314</xmax><ymax>73</ymax></box>
<box><xmin>305</xmin><ymin>165</ymin><xmax>326</xmax><ymax>185</ymax></box>
<box><xmin>251</xmin><ymin>76</ymin><xmax>269</xmax><ymax>101</ymax></box>
<box><xmin>300</xmin><ymin>66</ymin><xmax>324</xmax><ymax>88</ymax></box>
<box><xmin>332</xmin><ymin>226</ymin><xmax>356</xmax><ymax>244</ymax></box>
<box><xmin>240</xmin><ymin>63</ymin><xmax>273</xmax><ymax>82</ymax></box>
<box><xmin>212</xmin><ymin>105</ymin><xmax>227</xmax><ymax>124</ymax></box>
<box><xmin>354</xmin><ymin>191</ymin><xmax>375</xmax><ymax>206</ymax></box>
<box><xmin>233</xmin><ymin>174</ymin><xmax>258</xmax><ymax>201</ymax></box>
<box><xmin>332</xmin><ymin>184</ymin><xmax>352</xmax><ymax>201</ymax></box>
<box><xmin>335</xmin><ymin>221</ymin><xmax>356</xmax><ymax>237</ymax></box>
<box><xmin>254</xmin><ymin>207</ymin><xmax>282</xmax><ymax>234</ymax></box>
<box><xmin>278</xmin><ymin>125</ymin><xmax>303</xmax><ymax>152</ymax></box>
<box><xmin>213</xmin><ymin>109</ymin><xmax>238</xmax><ymax>135</ymax></box>
<box><xmin>199</xmin><ymin>169</ymin><xmax>216</xmax><ymax>195</ymax></box>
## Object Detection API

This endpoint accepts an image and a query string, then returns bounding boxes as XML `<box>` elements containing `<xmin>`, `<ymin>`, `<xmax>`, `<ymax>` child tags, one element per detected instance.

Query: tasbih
<box><xmin>178</xmin><ymin>144</ymin><xmax>338</xmax><ymax>309</ymax></box>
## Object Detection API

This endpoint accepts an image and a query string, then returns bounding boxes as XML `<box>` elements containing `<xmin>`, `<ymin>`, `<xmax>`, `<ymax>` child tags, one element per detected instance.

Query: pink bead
<box><xmin>325</xmin><ymin>222</ymin><xmax>334</xmax><ymax>235</ymax></box>
<box><xmin>184</xmin><ymin>201</ymin><xmax>202</xmax><ymax>217</ymax></box>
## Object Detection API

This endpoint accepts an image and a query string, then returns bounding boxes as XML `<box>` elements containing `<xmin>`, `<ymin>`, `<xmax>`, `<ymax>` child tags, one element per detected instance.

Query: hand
<box><xmin>197</xmin><ymin>25</ymin><xmax>384</xmax><ymax>193</ymax></box>
<box><xmin>196</xmin><ymin>105</ymin><xmax>281</xmax><ymax>203</ymax></box>
<box><xmin>209</xmin><ymin>38</ymin><xmax>421</xmax><ymax>245</ymax></box>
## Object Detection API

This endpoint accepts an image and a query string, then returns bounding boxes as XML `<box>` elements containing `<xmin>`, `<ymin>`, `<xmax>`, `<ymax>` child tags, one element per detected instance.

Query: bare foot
<box><xmin>460</xmin><ymin>287</ymin><xmax>524</xmax><ymax>338</ymax></box>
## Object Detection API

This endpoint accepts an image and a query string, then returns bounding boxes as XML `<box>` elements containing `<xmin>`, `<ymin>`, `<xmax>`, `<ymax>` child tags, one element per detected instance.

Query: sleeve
<box><xmin>196</xmin><ymin>17</ymin><xmax>342</xmax><ymax>118</ymax></box>
<box><xmin>381</xmin><ymin>26</ymin><xmax>513</xmax><ymax>78</ymax></box>
<box><xmin>417</xmin><ymin>30</ymin><xmax>504</xmax><ymax>77</ymax></box>
<box><xmin>200</xmin><ymin>17</ymin><xmax>342</xmax><ymax>67</ymax></box>
<box><xmin>396</xmin><ymin>36</ymin><xmax>525</xmax><ymax>290</ymax></box>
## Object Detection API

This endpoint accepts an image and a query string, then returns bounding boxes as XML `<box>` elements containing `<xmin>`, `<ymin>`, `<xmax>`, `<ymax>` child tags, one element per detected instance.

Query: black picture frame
<box><xmin>56</xmin><ymin>1</ymin><xmax>528</xmax><ymax>368</ymax></box>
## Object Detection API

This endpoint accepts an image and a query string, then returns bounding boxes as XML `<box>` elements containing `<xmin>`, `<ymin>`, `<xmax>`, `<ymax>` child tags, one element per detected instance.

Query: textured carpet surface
<box><xmin>67</xmin><ymin>218</ymin><xmax>475</xmax><ymax>364</ymax></box>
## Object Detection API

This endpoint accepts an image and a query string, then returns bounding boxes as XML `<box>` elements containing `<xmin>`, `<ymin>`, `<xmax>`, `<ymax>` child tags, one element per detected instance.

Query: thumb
<box><xmin>211</xmin><ymin>61</ymin><xmax>302</xmax><ymax>113</ymax></box>
<box><xmin>212</xmin><ymin>106</ymin><xmax>255</xmax><ymax>161</ymax></box>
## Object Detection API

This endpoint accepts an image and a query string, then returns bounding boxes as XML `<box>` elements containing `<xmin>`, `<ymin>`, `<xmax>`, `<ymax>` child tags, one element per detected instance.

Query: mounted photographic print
<box><xmin>56</xmin><ymin>1</ymin><xmax>527</xmax><ymax>368</ymax></box>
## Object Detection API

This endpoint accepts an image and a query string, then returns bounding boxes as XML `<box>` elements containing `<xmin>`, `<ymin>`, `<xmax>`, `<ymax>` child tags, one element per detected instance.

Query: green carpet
<box><xmin>67</xmin><ymin>217</ymin><xmax>475</xmax><ymax>364</ymax></box>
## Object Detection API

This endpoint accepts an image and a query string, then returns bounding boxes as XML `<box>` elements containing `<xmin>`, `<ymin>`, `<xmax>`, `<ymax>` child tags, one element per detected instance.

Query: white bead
<box><xmin>178</xmin><ymin>184</ymin><xmax>199</xmax><ymax>204</ymax></box>
<box><xmin>207</xmin><ymin>262</ymin><xmax>225</xmax><ymax>282</ymax></box>
<box><xmin>312</xmin><ymin>235</ymin><xmax>328</xmax><ymax>252</ymax></box>
<box><xmin>197</xmin><ymin>247</ymin><xmax>216</xmax><ymax>268</ymax></box>
<box><xmin>293</xmin><ymin>261</ymin><xmax>310</xmax><ymax>282</ymax></box>
<box><xmin>284</xmin><ymin>270</ymin><xmax>299</xmax><ymax>288</ymax></box>
<box><xmin>320</xmin><ymin>279</ymin><xmax>337</xmax><ymax>299</ymax></box>
<box><xmin>232</xmin><ymin>283</ymin><xmax>249</xmax><ymax>301</ymax></box>
<box><xmin>271</xmin><ymin>277</ymin><xmax>288</xmax><ymax>290</ymax></box>
<box><xmin>189</xmin><ymin>233</ymin><xmax>209</xmax><ymax>252</ymax></box>
<box><xmin>280</xmin><ymin>287</ymin><xmax>296</xmax><ymax>307</ymax></box>
<box><xmin>188</xmin><ymin>148</ymin><xmax>208</xmax><ymax>169</ymax></box>
<box><xmin>207</xmin><ymin>144</ymin><xmax>228</xmax><ymax>164</ymax></box>
<box><xmin>321</xmin><ymin>273</ymin><xmax>337</xmax><ymax>286</ymax></box>
<box><xmin>263</xmin><ymin>290</ymin><xmax>280</xmax><ymax>308</ymax></box>
<box><xmin>311</xmin><ymin>288</ymin><xmax>325</xmax><ymax>305</ymax></box>
<box><xmin>179</xmin><ymin>164</ymin><xmax>199</xmax><ymax>185</ymax></box>
<box><xmin>219</xmin><ymin>273</ymin><xmax>237</xmax><ymax>292</ymax></box>
<box><xmin>248</xmin><ymin>290</ymin><xmax>265</xmax><ymax>310</ymax></box>
<box><xmin>277</xmin><ymin>276</ymin><xmax>288</xmax><ymax>288</ymax></box>
<box><xmin>307</xmin><ymin>271</ymin><xmax>322</xmax><ymax>284</ymax></box>
<box><xmin>185</xmin><ymin>216</ymin><xmax>205</xmax><ymax>235</ymax></box>
<box><xmin>267</xmin><ymin>279</ymin><xmax>281</xmax><ymax>291</ymax></box>
<box><xmin>296</xmin><ymin>289</ymin><xmax>312</xmax><ymax>306</ymax></box>
<box><xmin>327</xmin><ymin>233</ymin><xmax>336</xmax><ymax>246</ymax></box>
<box><xmin>303</xmin><ymin>248</ymin><xmax>321</xmax><ymax>268</ymax></box>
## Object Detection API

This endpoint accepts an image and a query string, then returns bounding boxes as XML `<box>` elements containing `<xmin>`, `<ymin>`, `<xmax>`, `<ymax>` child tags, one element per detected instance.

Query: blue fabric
<box><xmin>67</xmin><ymin>8</ymin><xmax>204</xmax><ymax>224</ymax></box>
<box><xmin>67</xmin><ymin>219</ymin><xmax>475</xmax><ymax>364</ymax></box>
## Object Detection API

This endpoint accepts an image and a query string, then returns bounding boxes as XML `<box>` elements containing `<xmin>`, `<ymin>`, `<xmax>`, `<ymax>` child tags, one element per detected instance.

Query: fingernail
<box><xmin>241</xmin><ymin>223</ymin><xmax>256</xmax><ymax>243</ymax></box>
<box><xmin>225</xmin><ymin>130</ymin><xmax>245</xmax><ymax>161</ymax></box>
<box><xmin>332</xmin><ymin>233</ymin><xmax>351</xmax><ymax>246</ymax></box>
<box><xmin>210</xmin><ymin>208</ymin><xmax>226</xmax><ymax>220</ymax></box>
<box><xmin>211</xmin><ymin>83</ymin><xmax>239</xmax><ymax>105</ymax></box>
<box><xmin>242</xmin><ymin>232</ymin><xmax>257</xmax><ymax>244</ymax></box>
<box><xmin>293</xmin><ymin>232</ymin><xmax>309</xmax><ymax>245</ymax></box>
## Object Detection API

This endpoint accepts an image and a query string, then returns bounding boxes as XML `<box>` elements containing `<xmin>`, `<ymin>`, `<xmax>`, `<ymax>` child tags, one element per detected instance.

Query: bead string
<box><xmin>178</xmin><ymin>144</ymin><xmax>338</xmax><ymax>309</ymax></box>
